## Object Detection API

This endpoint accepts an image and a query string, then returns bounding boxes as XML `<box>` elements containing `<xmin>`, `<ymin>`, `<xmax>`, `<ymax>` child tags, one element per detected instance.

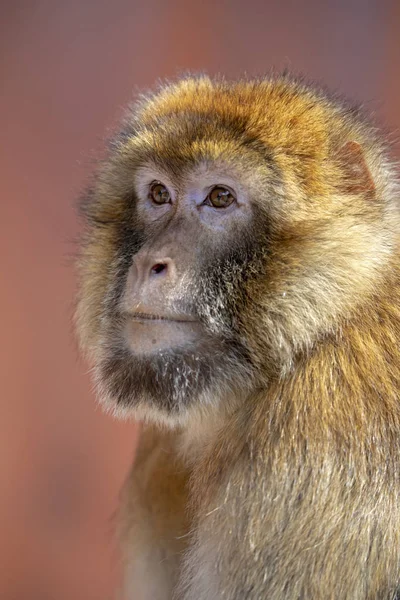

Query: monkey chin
<box><xmin>93</xmin><ymin>318</ymin><xmax>255</xmax><ymax>427</ymax></box>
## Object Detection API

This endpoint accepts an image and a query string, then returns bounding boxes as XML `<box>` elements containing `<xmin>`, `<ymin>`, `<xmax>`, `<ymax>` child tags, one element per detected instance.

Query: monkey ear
<box><xmin>338</xmin><ymin>140</ymin><xmax>375</xmax><ymax>196</ymax></box>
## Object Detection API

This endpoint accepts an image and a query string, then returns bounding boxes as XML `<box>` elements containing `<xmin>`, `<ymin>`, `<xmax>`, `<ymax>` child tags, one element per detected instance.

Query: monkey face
<box><xmin>85</xmin><ymin>157</ymin><xmax>273</xmax><ymax>423</ymax></box>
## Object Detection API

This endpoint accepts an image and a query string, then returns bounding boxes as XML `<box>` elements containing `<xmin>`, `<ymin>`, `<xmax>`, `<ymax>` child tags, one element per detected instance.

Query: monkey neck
<box><xmin>177</xmin><ymin>394</ymin><xmax>245</xmax><ymax>465</ymax></box>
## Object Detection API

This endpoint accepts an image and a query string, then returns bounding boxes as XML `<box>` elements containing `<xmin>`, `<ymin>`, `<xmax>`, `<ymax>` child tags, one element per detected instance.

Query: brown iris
<box><xmin>149</xmin><ymin>182</ymin><xmax>171</xmax><ymax>205</ymax></box>
<box><xmin>207</xmin><ymin>186</ymin><xmax>236</xmax><ymax>208</ymax></box>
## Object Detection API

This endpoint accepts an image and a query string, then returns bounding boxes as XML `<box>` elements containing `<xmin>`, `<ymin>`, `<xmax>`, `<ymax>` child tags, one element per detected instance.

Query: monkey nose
<box><xmin>123</xmin><ymin>256</ymin><xmax>178</xmax><ymax>312</ymax></box>
<box><xmin>128</xmin><ymin>256</ymin><xmax>178</xmax><ymax>292</ymax></box>
<box><xmin>126</xmin><ymin>256</ymin><xmax>180</xmax><ymax>314</ymax></box>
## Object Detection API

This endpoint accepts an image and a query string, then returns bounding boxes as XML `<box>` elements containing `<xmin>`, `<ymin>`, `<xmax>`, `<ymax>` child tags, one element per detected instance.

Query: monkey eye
<box><xmin>206</xmin><ymin>186</ymin><xmax>236</xmax><ymax>209</ymax></box>
<box><xmin>149</xmin><ymin>182</ymin><xmax>171</xmax><ymax>205</ymax></box>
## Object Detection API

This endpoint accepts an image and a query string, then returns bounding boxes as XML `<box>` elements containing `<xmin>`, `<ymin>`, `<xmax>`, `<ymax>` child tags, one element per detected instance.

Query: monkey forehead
<box><xmin>123</xmin><ymin>123</ymin><xmax>275</xmax><ymax>178</ymax></box>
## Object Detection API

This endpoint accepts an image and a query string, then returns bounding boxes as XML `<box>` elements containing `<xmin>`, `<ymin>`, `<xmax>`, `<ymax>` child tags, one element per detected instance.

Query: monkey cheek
<box><xmin>123</xmin><ymin>319</ymin><xmax>204</xmax><ymax>354</ymax></box>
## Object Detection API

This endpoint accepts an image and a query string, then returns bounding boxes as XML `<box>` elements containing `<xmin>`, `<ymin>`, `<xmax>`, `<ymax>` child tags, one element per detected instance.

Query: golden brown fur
<box><xmin>76</xmin><ymin>74</ymin><xmax>400</xmax><ymax>599</ymax></box>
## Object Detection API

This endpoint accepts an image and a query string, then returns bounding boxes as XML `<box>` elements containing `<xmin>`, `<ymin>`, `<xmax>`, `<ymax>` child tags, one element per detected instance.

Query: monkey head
<box><xmin>75</xmin><ymin>76</ymin><xmax>397</xmax><ymax>426</ymax></box>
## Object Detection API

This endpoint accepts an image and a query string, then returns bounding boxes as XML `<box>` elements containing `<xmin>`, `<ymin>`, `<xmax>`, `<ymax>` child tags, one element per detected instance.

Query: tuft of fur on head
<box><xmin>75</xmin><ymin>73</ymin><xmax>400</xmax><ymax>423</ymax></box>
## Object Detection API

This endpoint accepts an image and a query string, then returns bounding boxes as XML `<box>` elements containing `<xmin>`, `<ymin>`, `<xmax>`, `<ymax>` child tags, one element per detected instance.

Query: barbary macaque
<box><xmin>76</xmin><ymin>74</ymin><xmax>400</xmax><ymax>599</ymax></box>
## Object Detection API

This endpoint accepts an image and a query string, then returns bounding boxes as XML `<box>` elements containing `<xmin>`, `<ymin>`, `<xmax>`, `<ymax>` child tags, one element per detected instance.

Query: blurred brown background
<box><xmin>0</xmin><ymin>1</ymin><xmax>399</xmax><ymax>598</ymax></box>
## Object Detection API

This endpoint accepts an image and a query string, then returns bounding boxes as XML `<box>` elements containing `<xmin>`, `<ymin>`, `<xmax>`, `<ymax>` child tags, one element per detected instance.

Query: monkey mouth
<box><xmin>122</xmin><ymin>310</ymin><xmax>202</xmax><ymax>354</ymax></box>
<box><xmin>129</xmin><ymin>312</ymin><xmax>197</xmax><ymax>323</ymax></box>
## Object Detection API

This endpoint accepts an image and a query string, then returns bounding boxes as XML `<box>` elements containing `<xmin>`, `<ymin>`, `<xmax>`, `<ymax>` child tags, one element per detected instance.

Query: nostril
<box><xmin>150</xmin><ymin>263</ymin><xmax>167</xmax><ymax>275</ymax></box>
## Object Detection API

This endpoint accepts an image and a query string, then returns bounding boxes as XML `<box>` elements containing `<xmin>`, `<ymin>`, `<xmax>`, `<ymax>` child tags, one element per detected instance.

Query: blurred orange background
<box><xmin>1</xmin><ymin>1</ymin><xmax>399</xmax><ymax>598</ymax></box>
